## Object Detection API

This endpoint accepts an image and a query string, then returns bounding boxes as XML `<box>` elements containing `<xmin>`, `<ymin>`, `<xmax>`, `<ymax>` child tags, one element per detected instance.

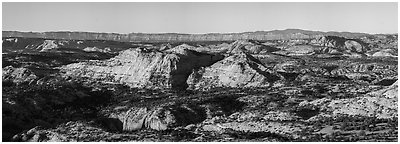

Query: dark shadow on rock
<box><xmin>374</xmin><ymin>79</ymin><xmax>397</xmax><ymax>86</ymax></box>
<box><xmin>301</xmin><ymin>89</ymin><xmax>314</xmax><ymax>95</ymax></box>
<box><xmin>277</xmin><ymin>72</ymin><xmax>300</xmax><ymax>81</ymax></box>
<box><xmin>359</xmin><ymin>76</ymin><xmax>375</xmax><ymax>83</ymax></box>
<box><xmin>326</xmin><ymin>75</ymin><xmax>350</xmax><ymax>81</ymax></box>
<box><xmin>94</xmin><ymin>117</ymin><xmax>123</xmax><ymax>132</ymax></box>
<box><xmin>2</xmin><ymin>81</ymin><xmax>115</xmax><ymax>141</ymax></box>
<box><xmin>321</xmin><ymin>65</ymin><xmax>338</xmax><ymax>72</ymax></box>
<box><xmin>246</xmin><ymin>57</ymin><xmax>281</xmax><ymax>83</ymax></box>
<box><xmin>295</xmin><ymin>108</ymin><xmax>320</xmax><ymax>120</ymax></box>
<box><xmin>201</xmin><ymin>95</ymin><xmax>247</xmax><ymax>116</ymax></box>
<box><xmin>169</xmin><ymin>104</ymin><xmax>208</xmax><ymax>126</ymax></box>
<box><xmin>171</xmin><ymin>52</ymin><xmax>225</xmax><ymax>90</ymax></box>
<box><xmin>314</xmin><ymin>85</ymin><xmax>328</xmax><ymax>94</ymax></box>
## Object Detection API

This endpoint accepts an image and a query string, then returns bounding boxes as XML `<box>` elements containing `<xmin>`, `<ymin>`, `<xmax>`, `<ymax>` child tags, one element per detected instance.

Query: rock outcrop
<box><xmin>225</xmin><ymin>40</ymin><xmax>280</xmax><ymax>54</ymax></box>
<box><xmin>300</xmin><ymin>81</ymin><xmax>398</xmax><ymax>119</ymax></box>
<box><xmin>11</xmin><ymin>126</ymin><xmax>68</xmax><ymax>142</ymax></box>
<box><xmin>36</xmin><ymin>40</ymin><xmax>59</xmax><ymax>52</ymax></box>
<box><xmin>311</xmin><ymin>36</ymin><xmax>368</xmax><ymax>53</ymax></box>
<box><xmin>83</xmin><ymin>47</ymin><xmax>111</xmax><ymax>53</ymax></box>
<box><xmin>273</xmin><ymin>60</ymin><xmax>305</xmax><ymax>81</ymax></box>
<box><xmin>330</xmin><ymin>63</ymin><xmax>397</xmax><ymax>81</ymax></box>
<box><xmin>61</xmin><ymin>47</ymin><xmax>224</xmax><ymax>89</ymax></box>
<box><xmin>281</xmin><ymin>45</ymin><xmax>317</xmax><ymax>55</ymax></box>
<box><xmin>117</xmin><ymin>104</ymin><xmax>206</xmax><ymax>131</ymax></box>
<box><xmin>331</xmin><ymin>81</ymin><xmax>397</xmax><ymax>118</ymax></box>
<box><xmin>2</xmin><ymin>66</ymin><xmax>38</xmax><ymax>85</ymax></box>
<box><xmin>371</xmin><ymin>49</ymin><xmax>397</xmax><ymax>57</ymax></box>
<box><xmin>344</xmin><ymin>40</ymin><xmax>365</xmax><ymax>53</ymax></box>
<box><xmin>187</xmin><ymin>51</ymin><xmax>280</xmax><ymax>90</ymax></box>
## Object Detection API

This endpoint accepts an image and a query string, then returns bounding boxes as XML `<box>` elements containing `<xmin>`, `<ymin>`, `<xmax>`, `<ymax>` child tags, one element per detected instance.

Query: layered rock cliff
<box><xmin>2</xmin><ymin>37</ymin><xmax>134</xmax><ymax>53</ymax></box>
<box><xmin>3</xmin><ymin>29</ymin><xmax>371</xmax><ymax>42</ymax></box>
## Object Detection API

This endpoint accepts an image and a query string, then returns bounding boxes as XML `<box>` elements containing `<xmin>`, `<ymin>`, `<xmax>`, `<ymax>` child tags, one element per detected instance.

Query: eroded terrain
<box><xmin>2</xmin><ymin>30</ymin><xmax>398</xmax><ymax>142</ymax></box>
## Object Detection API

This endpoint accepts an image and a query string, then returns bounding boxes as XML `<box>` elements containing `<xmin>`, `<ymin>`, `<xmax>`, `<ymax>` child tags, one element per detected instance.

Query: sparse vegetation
<box><xmin>2</xmin><ymin>32</ymin><xmax>398</xmax><ymax>142</ymax></box>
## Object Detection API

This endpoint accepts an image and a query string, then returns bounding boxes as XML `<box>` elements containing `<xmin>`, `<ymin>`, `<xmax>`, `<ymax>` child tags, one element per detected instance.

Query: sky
<box><xmin>2</xmin><ymin>2</ymin><xmax>398</xmax><ymax>34</ymax></box>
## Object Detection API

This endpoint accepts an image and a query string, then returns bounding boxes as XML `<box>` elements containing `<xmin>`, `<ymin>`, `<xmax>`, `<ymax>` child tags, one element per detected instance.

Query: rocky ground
<box><xmin>2</xmin><ymin>30</ymin><xmax>398</xmax><ymax>142</ymax></box>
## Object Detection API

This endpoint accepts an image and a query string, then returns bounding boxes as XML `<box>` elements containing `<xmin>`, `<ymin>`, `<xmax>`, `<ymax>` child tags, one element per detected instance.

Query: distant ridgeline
<box><xmin>2</xmin><ymin>29</ymin><xmax>372</xmax><ymax>42</ymax></box>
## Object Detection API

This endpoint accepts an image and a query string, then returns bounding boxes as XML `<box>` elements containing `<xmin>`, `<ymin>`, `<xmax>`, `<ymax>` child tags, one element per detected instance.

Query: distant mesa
<box><xmin>2</xmin><ymin>29</ymin><xmax>373</xmax><ymax>42</ymax></box>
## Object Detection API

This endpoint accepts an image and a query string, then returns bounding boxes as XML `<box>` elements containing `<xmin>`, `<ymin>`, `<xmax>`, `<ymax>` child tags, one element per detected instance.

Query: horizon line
<box><xmin>3</xmin><ymin>28</ymin><xmax>397</xmax><ymax>35</ymax></box>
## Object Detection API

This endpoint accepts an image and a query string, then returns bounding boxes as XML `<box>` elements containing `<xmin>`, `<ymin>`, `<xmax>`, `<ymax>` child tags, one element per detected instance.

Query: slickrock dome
<box><xmin>187</xmin><ymin>51</ymin><xmax>280</xmax><ymax>90</ymax></box>
<box><xmin>61</xmin><ymin>47</ymin><xmax>223</xmax><ymax>89</ymax></box>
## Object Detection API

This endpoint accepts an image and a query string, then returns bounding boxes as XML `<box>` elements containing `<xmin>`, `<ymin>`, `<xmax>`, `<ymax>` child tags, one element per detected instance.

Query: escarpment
<box><xmin>3</xmin><ymin>29</ymin><xmax>371</xmax><ymax>42</ymax></box>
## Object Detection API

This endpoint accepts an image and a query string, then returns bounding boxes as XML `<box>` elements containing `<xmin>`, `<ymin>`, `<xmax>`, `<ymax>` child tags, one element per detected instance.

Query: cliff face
<box><xmin>1</xmin><ymin>37</ymin><xmax>134</xmax><ymax>53</ymax></box>
<box><xmin>3</xmin><ymin>29</ymin><xmax>371</xmax><ymax>42</ymax></box>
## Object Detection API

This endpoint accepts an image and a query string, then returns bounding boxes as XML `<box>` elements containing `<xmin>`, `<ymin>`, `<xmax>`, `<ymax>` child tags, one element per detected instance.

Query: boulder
<box><xmin>122</xmin><ymin>107</ymin><xmax>149</xmax><ymax>131</ymax></box>
<box><xmin>144</xmin><ymin>107</ymin><xmax>176</xmax><ymax>131</ymax></box>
